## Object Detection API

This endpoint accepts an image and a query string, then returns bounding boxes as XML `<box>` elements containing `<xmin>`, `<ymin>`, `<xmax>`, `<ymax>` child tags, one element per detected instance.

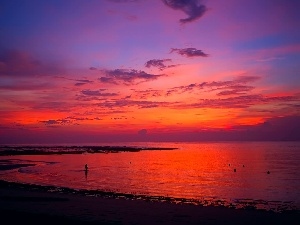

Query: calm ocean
<box><xmin>1</xmin><ymin>142</ymin><xmax>299</xmax><ymax>212</ymax></box>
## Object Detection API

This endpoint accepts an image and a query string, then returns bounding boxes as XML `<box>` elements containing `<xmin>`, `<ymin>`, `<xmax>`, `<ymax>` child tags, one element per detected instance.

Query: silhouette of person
<box><xmin>84</xmin><ymin>164</ymin><xmax>89</xmax><ymax>180</ymax></box>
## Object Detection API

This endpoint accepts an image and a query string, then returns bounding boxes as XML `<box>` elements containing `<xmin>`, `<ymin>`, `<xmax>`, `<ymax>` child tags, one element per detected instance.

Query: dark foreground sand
<box><xmin>0</xmin><ymin>181</ymin><xmax>299</xmax><ymax>225</ymax></box>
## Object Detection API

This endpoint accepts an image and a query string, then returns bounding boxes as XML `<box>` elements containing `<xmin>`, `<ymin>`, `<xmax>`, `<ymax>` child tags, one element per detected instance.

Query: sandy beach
<box><xmin>0</xmin><ymin>180</ymin><xmax>298</xmax><ymax>225</ymax></box>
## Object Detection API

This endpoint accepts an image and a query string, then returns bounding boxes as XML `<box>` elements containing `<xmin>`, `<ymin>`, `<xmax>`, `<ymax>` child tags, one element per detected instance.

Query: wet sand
<box><xmin>0</xmin><ymin>180</ymin><xmax>299</xmax><ymax>225</ymax></box>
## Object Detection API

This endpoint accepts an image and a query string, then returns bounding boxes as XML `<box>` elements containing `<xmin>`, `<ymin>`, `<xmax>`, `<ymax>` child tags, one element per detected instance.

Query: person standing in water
<box><xmin>84</xmin><ymin>164</ymin><xmax>88</xmax><ymax>180</ymax></box>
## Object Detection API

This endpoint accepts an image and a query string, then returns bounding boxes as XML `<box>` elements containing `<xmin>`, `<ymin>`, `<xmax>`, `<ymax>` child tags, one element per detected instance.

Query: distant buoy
<box><xmin>229</xmin><ymin>164</ymin><xmax>230</xmax><ymax>166</ymax></box>
<box><xmin>243</xmin><ymin>165</ymin><xmax>245</xmax><ymax>167</ymax></box>
<box><xmin>85</xmin><ymin>164</ymin><xmax>88</xmax><ymax>171</ymax></box>
<box><xmin>234</xmin><ymin>169</ymin><xmax>236</xmax><ymax>172</ymax></box>
<box><xmin>267</xmin><ymin>171</ymin><xmax>270</xmax><ymax>174</ymax></box>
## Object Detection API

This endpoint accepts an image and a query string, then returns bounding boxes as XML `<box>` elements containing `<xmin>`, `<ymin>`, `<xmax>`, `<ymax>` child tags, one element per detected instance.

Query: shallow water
<box><xmin>1</xmin><ymin>142</ymin><xmax>299</xmax><ymax>212</ymax></box>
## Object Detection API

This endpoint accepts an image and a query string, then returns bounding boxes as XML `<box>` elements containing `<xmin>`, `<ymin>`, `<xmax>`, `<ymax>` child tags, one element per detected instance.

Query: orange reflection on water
<box><xmin>1</xmin><ymin>142</ymin><xmax>299</xmax><ymax>207</ymax></box>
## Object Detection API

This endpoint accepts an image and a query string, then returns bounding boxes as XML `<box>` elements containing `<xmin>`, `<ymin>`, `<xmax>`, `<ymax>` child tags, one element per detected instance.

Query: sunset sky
<box><xmin>1</xmin><ymin>0</ymin><xmax>300</xmax><ymax>144</ymax></box>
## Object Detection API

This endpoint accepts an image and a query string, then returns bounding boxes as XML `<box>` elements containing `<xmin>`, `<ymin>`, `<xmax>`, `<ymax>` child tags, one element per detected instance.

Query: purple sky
<box><xmin>0</xmin><ymin>0</ymin><xmax>300</xmax><ymax>144</ymax></box>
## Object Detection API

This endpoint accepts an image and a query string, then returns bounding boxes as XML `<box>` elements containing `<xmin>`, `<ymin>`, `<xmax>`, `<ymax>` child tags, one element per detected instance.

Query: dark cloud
<box><xmin>145</xmin><ymin>59</ymin><xmax>173</xmax><ymax>70</ymax></box>
<box><xmin>162</xmin><ymin>0</ymin><xmax>207</xmax><ymax>24</ymax></box>
<box><xmin>81</xmin><ymin>89</ymin><xmax>118</xmax><ymax>97</ymax></box>
<box><xmin>170</xmin><ymin>48</ymin><xmax>208</xmax><ymax>57</ymax></box>
<box><xmin>89</xmin><ymin>67</ymin><xmax>97</xmax><ymax>70</ymax></box>
<box><xmin>99</xmin><ymin>69</ymin><xmax>164</xmax><ymax>85</ymax></box>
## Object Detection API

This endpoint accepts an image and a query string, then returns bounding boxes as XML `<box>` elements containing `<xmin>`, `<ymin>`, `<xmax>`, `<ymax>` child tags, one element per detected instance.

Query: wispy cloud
<box><xmin>169</xmin><ymin>76</ymin><xmax>260</xmax><ymax>96</ymax></box>
<box><xmin>186</xmin><ymin>94</ymin><xmax>297</xmax><ymax>109</ymax></box>
<box><xmin>216</xmin><ymin>85</ymin><xmax>254</xmax><ymax>96</ymax></box>
<box><xmin>65</xmin><ymin>116</ymin><xmax>94</xmax><ymax>121</ymax></box>
<box><xmin>133</xmin><ymin>89</ymin><xmax>164</xmax><ymax>99</ymax></box>
<box><xmin>81</xmin><ymin>89</ymin><xmax>118</xmax><ymax>97</ymax></box>
<box><xmin>99</xmin><ymin>69</ymin><xmax>164</xmax><ymax>85</ymax></box>
<box><xmin>162</xmin><ymin>0</ymin><xmax>207</xmax><ymax>24</ymax></box>
<box><xmin>107</xmin><ymin>9</ymin><xmax>138</xmax><ymax>21</ymax></box>
<box><xmin>256</xmin><ymin>56</ymin><xmax>285</xmax><ymax>62</ymax></box>
<box><xmin>99</xmin><ymin>99</ymin><xmax>171</xmax><ymax>109</ymax></box>
<box><xmin>170</xmin><ymin>48</ymin><xmax>208</xmax><ymax>57</ymax></box>
<box><xmin>0</xmin><ymin>80</ymin><xmax>52</xmax><ymax>91</ymax></box>
<box><xmin>55</xmin><ymin>76</ymin><xmax>93</xmax><ymax>86</ymax></box>
<box><xmin>127</xmin><ymin>76</ymin><xmax>260</xmax><ymax>99</ymax></box>
<box><xmin>0</xmin><ymin>49</ymin><xmax>63</xmax><ymax>77</ymax></box>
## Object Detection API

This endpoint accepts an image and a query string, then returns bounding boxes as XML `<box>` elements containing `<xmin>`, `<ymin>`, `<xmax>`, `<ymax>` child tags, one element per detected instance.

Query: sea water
<box><xmin>0</xmin><ymin>142</ymin><xmax>299</xmax><ymax>211</ymax></box>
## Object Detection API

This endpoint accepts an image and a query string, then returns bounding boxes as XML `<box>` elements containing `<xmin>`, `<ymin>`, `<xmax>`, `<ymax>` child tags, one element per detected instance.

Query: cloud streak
<box><xmin>98</xmin><ymin>99</ymin><xmax>171</xmax><ymax>109</ymax></box>
<box><xmin>40</xmin><ymin>116</ymin><xmax>101</xmax><ymax>127</ymax></box>
<box><xmin>168</xmin><ymin>76</ymin><xmax>260</xmax><ymax>96</ymax></box>
<box><xmin>55</xmin><ymin>76</ymin><xmax>93</xmax><ymax>86</ymax></box>
<box><xmin>81</xmin><ymin>89</ymin><xmax>118</xmax><ymax>97</ymax></box>
<box><xmin>187</xmin><ymin>94</ymin><xmax>297</xmax><ymax>109</ymax></box>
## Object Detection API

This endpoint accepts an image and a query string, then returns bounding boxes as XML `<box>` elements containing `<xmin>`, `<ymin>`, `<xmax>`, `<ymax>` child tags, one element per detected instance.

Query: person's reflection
<box><xmin>85</xmin><ymin>169</ymin><xmax>88</xmax><ymax>180</ymax></box>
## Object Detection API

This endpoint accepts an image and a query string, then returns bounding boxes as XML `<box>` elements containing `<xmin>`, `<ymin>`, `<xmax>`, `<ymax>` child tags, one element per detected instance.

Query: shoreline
<box><xmin>0</xmin><ymin>180</ymin><xmax>299</xmax><ymax>225</ymax></box>
<box><xmin>0</xmin><ymin>180</ymin><xmax>298</xmax><ymax>213</ymax></box>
